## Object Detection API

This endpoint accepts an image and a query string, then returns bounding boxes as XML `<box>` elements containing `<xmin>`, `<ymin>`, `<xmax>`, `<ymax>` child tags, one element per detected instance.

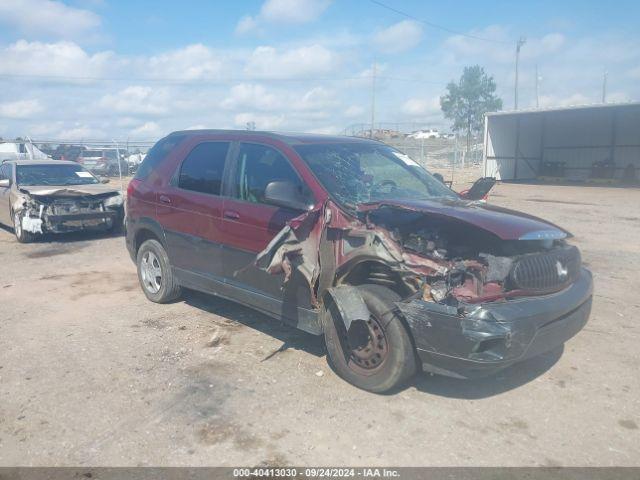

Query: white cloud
<box><xmin>401</xmin><ymin>97</ymin><xmax>441</xmax><ymax>117</ymax></box>
<box><xmin>0</xmin><ymin>0</ymin><xmax>101</xmax><ymax>40</ymax></box>
<box><xmin>0</xmin><ymin>99</ymin><xmax>44</xmax><ymax>119</ymax></box>
<box><xmin>98</xmin><ymin>86</ymin><xmax>171</xmax><ymax>115</ymax></box>
<box><xmin>538</xmin><ymin>93</ymin><xmax>591</xmax><ymax>108</ymax></box>
<box><xmin>0</xmin><ymin>40</ymin><xmax>113</xmax><ymax>79</ymax></box>
<box><xmin>234</xmin><ymin>112</ymin><xmax>285</xmax><ymax>130</ymax></box>
<box><xmin>222</xmin><ymin>83</ymin><xmax>281</xmax><ymax>110</ymax></box>
<box><xmin>235</xmin><ymin>0</ymin><xmax>331</xmax><ymax>34</ymax></box>
<box><xmin>145</xmin><ymin>44</ymin><xmax>223</xmax><ymax>80</ymax></box>
<box><xmin>373</xmin><ymin>20</ymin><xmax>423</xmax><ymax>54</ymax></box>
<box><xmin>131</xmin><ymin>121</ymin><xmax>163</xmax><ymax>138</ymax></box>
<box><xmin>235</xmin><ymin>15</ymin><xmax>259</xmax><ymax>35</ymax></box>
<box><xmin>307</xmin><ymin>125</ymin><xmax>340</xmax><ymax>134</ymax></box>
<box><xmin>344</xmin><ymin>105</ymin><xmax>365</xmax><ymax>118</ymax></box>
<box><xmin>244</xmin><ymin>45</ymin><xmax>336</xmax><ymax>78</ymax></box>
<box><xmin>260</xmin><ymin>0</ymin><xmax>331</xmax><ymax>24</ymax></box>
<box><xmin>444</xmin><ymin>25</ymin><xmax>512</xmax><ymax>63</ymax></box>
<box><xmin>296</xmin><ymin>87</ymin><xmax>337</xmax><ymax>110</ymax></box>
<box><xmin>58</xmin><ymin>124</ymin><xmax>105</xmax><ymax>140</ymax></box>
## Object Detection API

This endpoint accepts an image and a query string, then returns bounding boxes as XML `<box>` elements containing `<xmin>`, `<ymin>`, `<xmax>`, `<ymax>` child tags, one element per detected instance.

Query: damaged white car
<box><xmin>0</xmin><ymin>160</ymin><xmax>124</xmax><ymax>243</ymax></box>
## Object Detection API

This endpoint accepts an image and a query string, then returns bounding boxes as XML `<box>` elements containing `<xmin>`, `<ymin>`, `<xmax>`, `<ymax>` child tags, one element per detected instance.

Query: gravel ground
<box><xmin>0</xmin><ymin>181</ymin><xmax>638</xmax><ymax>466</ymax></box>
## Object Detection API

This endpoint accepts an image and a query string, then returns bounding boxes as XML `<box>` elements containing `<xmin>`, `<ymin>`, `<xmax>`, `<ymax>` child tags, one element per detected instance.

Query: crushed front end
<box><xmin>256</xmin><ymin>197</ymin><xmax>593</xmax><ymax>379</ymax></box>
<box><xmin>356</xmin><ymin>201</ymin><xmax>594</xmax><ymax>378</ymax></box>
<box><xmin>397</xmin><ymin>268</ymin><xmax>592</xmax><ymax>378</ymax></box>
<box><xmin>14</xmin><ymin>189</ymin><xmax>124</xmax><ymax>236</ymax></box>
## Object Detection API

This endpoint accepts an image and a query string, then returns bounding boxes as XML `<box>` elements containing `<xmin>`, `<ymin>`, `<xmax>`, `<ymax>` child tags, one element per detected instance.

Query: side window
<box><xmin>134</xmin><ymin>134</ymin><xmax>186</xmax><ymax>180</ymax></box>
<box><xmin>178</xmin><ymin>142</ymin><xmax>229</xmax><ymax>195</ymax></box>
<box><xmin>233</xmin><ymin>143</ymin><xmax>309</xmax><ymax>205</ymax></box>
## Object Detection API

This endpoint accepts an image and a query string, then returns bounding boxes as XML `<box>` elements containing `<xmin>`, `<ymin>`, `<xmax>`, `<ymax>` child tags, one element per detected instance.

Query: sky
<box><xmin>0</xmin><ymin>0</ymin><xmax>639</xmax><ymax>141</ymax></box>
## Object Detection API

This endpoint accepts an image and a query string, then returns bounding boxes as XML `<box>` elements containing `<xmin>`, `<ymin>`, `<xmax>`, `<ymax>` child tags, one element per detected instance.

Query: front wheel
<box><xmin>136</xmin><ymin>239</ymin><xmax>182</xmax><ymax>303</ymax></box>
<box><xmin>12</xmin><ymin>211</ymin><xmax>36</xmax><ymax>243</ymax></box>
<box><xmin>322</xmin><ymin>284</ymin><xmax>417</xmax><ymax>393</ymax></box>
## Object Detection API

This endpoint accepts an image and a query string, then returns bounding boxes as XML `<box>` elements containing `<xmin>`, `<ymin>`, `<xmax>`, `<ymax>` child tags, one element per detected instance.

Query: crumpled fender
<box><xmin>324</xmin><ymin>285</ymin><xmax>370</xmax><ymax>330</ymax></box>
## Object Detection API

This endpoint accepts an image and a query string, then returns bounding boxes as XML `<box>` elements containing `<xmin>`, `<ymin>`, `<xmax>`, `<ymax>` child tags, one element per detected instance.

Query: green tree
<box><xmin>440</xmin><ymin>65</ymin><xmax>502</xmax><ymax>153</ymax></box>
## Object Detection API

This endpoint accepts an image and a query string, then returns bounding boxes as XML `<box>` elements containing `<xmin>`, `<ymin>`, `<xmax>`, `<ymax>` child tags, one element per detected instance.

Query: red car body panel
<box><xmin>357</xmin><ymin>198</ymin><xmax>570</xmax><ymax>240</ymax></box>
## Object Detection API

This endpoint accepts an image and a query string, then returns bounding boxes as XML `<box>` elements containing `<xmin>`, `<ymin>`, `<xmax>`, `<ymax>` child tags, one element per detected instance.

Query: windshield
<box><xmin>294</xmin><ymin>143</ymin><xmax>457</xmax><ymax>207</ymax></box>
<box><xmin>16</xmin><ymin>164</ymin><xmax>99</xmax><ymax>186</ymax></box>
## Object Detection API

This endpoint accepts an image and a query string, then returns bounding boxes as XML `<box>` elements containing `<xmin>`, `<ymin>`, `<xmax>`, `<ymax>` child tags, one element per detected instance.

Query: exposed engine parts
<box><xmin>257</xmin><ymin>199</ymin><xmax>580</xmax><ymax>311</ymax></box>
<box><xmin>14</xmin><ymin>189</ymin><xmax>124</xmax><ymax>235</ymax></box>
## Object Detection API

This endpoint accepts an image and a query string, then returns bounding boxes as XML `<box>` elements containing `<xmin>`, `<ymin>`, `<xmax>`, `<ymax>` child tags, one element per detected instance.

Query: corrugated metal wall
<box><xmin>484</xmin><ymin>104</ymin><xmax>640</xmax><ymax>181</ymax></box>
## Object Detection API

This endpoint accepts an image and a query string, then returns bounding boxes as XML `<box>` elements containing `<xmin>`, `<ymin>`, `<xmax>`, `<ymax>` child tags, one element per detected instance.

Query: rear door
<box><xmin>220</xmin><ymin>142</ymin><xmax>314</xmax><ymax>304</ymax></box>
<box><xmin>155</xmin><ymin>140</ymin><xmax>231</xmax><ymax>284</ymax></box>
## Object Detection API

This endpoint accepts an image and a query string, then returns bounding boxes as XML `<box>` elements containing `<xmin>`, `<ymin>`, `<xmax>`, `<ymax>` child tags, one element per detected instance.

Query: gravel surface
<box><xmin>0</xmin><ymin>181</ymin><xmax>638</xmax><ymax>466</ymax></box>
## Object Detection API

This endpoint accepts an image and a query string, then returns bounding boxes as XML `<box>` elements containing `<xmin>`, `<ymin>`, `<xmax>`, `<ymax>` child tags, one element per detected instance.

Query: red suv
<box><xmin>126</xmin><ymin>130</ymin><xmax>592</xmax><ymax>392</ymax></box>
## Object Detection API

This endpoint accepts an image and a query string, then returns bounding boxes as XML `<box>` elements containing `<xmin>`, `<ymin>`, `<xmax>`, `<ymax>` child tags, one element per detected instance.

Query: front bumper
<box><xmin>397</xmin><ymin>268</ymin><xmax>593</xmax><ymax>379</ymax></box>
<box><xmin>45</xmin><ymin>210</ymin><xmax>118</xmax><ymax>233</ymax></box>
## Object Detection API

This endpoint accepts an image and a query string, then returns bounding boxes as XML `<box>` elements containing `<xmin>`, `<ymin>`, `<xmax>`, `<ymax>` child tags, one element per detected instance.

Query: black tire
<box><xmin>136</xmin><ymin>239</ymin><xmax>182</xmax><ymax>303</ymax></box>
<box><xmin>322</xmin><ymin>284</ymin><xmax>417</xmax><ymax>393</ymax></box>
<box><xmin>12</xmin><ymin>211</ymin><xmax>36</xmax><ymax>243</ymax></box>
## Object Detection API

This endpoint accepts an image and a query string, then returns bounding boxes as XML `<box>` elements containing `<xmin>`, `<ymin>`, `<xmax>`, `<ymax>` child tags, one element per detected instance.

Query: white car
<box><xmin>407</xmin><ymin>129</ymin><xmax>440</xmax><ymax>139</ymax></box>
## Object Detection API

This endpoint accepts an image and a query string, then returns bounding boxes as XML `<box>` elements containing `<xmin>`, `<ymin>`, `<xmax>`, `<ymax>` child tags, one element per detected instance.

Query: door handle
<box><xmin>159</xmin><ymin>195</ymin><xmax>172</xmax><ymax>204</ymax></box>
<box><xmin>223</xmin><ymin>210</ymin><xmax>240</xmax><ymax>220</ymax></box>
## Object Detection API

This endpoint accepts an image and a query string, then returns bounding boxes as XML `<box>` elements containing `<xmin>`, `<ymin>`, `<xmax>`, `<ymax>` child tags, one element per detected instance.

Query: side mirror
<box><xmin>100</xmin><ymin>177</ymin><xmax>110</xmax><ymax>184</ymax></box>
<box><xmin>0</xmin><ymin>178</ymin><xmax>9</xmax><ymax>188</ymax></box>
<box><xmin>264</xmin><ymin>181</ymin><xmax>313</xmax><ymax>211</ymax></box>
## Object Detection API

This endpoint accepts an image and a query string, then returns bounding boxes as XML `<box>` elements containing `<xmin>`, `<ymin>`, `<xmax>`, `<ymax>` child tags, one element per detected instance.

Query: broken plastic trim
<box><xmin>325</xmin><ymin>285</ymin><xmax>370</xmax><ymax>330</ymax></box>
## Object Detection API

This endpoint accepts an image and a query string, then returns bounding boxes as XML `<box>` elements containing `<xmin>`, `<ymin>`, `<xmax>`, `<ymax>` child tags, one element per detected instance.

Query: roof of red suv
<box><xmin>168</xmin><ymin>129</ymin><xmax>381</xmax><ymax>146</ymax></box>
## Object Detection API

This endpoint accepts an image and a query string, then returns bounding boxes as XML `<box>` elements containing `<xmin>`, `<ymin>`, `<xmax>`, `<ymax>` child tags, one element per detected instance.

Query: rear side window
<box><xmin>178</xmin><ymin>142</ymin><xmax>229</xmax><ymax>195</ymax></box>
<box><xmin>134</xmin><ymin>134</ymin><xmax>186</xmax><ymax>180</ymax></box>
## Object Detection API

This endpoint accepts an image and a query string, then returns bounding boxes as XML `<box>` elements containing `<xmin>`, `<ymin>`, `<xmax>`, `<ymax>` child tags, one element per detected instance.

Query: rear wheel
<box><xmin>12</xmin><ymin>211</ymin><xmax>36</xmax><ymax>243</ymax></box>
<box><xmin>136</xmin><ymin>239</ymin><xmax>182</xmax><ymax>303</ymax></box>
<box><xmin>322</xmin><ymin>284</ymin><xmax>417</xmax><ymax>393</ymax></box>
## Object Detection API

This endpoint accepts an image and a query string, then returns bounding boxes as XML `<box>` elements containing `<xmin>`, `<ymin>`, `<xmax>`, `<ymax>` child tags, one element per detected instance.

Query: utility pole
<box><xmin>535</xmin><ymin>64</ymin><xmax>540</xmax><ymax>108</ymax></box>
<box><xmin>514</xmin><ymin>37</ymin><xmax>526</xmax><ymax>110</ymax></box>
<box><xmin>602</xmin><ymin>70</ymin><xmax>608</xmax><ymax>103</ymax></box>
<box><xmin>370</xmin><ymin>61</ymin><xmax>376</xmax><ymax>139</ymax></box>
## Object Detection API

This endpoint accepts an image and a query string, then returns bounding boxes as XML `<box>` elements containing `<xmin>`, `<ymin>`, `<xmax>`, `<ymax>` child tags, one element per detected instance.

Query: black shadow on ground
<box><xmin>0</xmin><ymin>222</ymin><xmax>123</xmax><ymax>244</ymax></box>
<box><xmin>183</xmin><ymin>288</ymin><xmax>563</xmax><ymax>399</ymax></box>
<box><xmin>182</xmin><ymin>289</ymin><xmax>325</xmax><ymax>360</ymax></box>
<box><xmin>413</xmin><ymin>345</ymin><xmax>564</xmax><ymax>399</ymax></box>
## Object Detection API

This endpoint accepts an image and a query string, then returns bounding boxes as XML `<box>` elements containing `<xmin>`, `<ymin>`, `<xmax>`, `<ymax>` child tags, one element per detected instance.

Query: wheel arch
<box><xmin>132</xmin><ymin>217</ymin><xmax>167</xmax><ymax>255</ymax></box>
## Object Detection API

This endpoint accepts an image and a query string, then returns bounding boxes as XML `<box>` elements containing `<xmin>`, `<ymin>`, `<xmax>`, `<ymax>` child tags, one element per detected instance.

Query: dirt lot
<box><xmin>1</xmin><ymin>180</ymin><xmax>639</xmax><ymax>466</ymax></box>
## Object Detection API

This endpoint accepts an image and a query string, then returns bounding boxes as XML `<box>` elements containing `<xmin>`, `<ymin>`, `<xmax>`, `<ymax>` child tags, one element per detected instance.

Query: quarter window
<box><xmin>178</xmin><ymin>142</ymin><xmax>230</xmax><ymax>195</ymax></box>
<box><xmin>233</xmin><ymin>143</ymin><xmax>309</xmax><ymax>205</ymax></box>
<box><xmin>135</xmin><ymin>134</ymin><xmax>186</xmax><ymax>180</ymax></box>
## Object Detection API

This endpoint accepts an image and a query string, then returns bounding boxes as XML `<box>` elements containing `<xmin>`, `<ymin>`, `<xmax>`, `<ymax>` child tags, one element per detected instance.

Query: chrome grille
<box><xmin>509</xmin><ymin>246</ymin><xmax>581</xmax><ymax>292</ymax></box>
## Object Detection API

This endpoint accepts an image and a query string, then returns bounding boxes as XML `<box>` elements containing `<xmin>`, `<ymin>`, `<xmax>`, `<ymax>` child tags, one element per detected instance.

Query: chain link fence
<box><xmin>4</xmin><ymin>134</ymin><xmax>485</xmax><ymax>191</ymax></box>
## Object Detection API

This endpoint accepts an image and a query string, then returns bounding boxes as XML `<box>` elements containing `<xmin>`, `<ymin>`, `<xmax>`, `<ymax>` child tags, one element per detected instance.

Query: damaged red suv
<box><xmin>126</xmin><ymin>130</ymin><xmax>593</xmax><ymax>392</ymax></box>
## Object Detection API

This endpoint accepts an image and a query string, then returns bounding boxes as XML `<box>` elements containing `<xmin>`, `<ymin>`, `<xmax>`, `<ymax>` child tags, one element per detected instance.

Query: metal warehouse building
<box><xmin>483</xmin><ymin>102</ymin><xmax>640</xmax><ymax>182</ymax></box>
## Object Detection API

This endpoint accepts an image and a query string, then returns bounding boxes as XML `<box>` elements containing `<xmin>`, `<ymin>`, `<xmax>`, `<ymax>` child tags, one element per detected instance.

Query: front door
<box><xmin>220</xmin><ymin>142</ymin><xmax>315</xmax><ymax>315</ymax></box>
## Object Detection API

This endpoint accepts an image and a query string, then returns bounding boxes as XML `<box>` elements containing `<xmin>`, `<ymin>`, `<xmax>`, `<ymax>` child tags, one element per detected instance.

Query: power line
<box><xmin>368</xmin><ymin>0</ymin><xmax>511</xmax><ymax>45</ymax></box>
<box><xmin>0</xmin><ymin>72</ymin><xmax>444</xmax><ymax>86</ymax></box>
